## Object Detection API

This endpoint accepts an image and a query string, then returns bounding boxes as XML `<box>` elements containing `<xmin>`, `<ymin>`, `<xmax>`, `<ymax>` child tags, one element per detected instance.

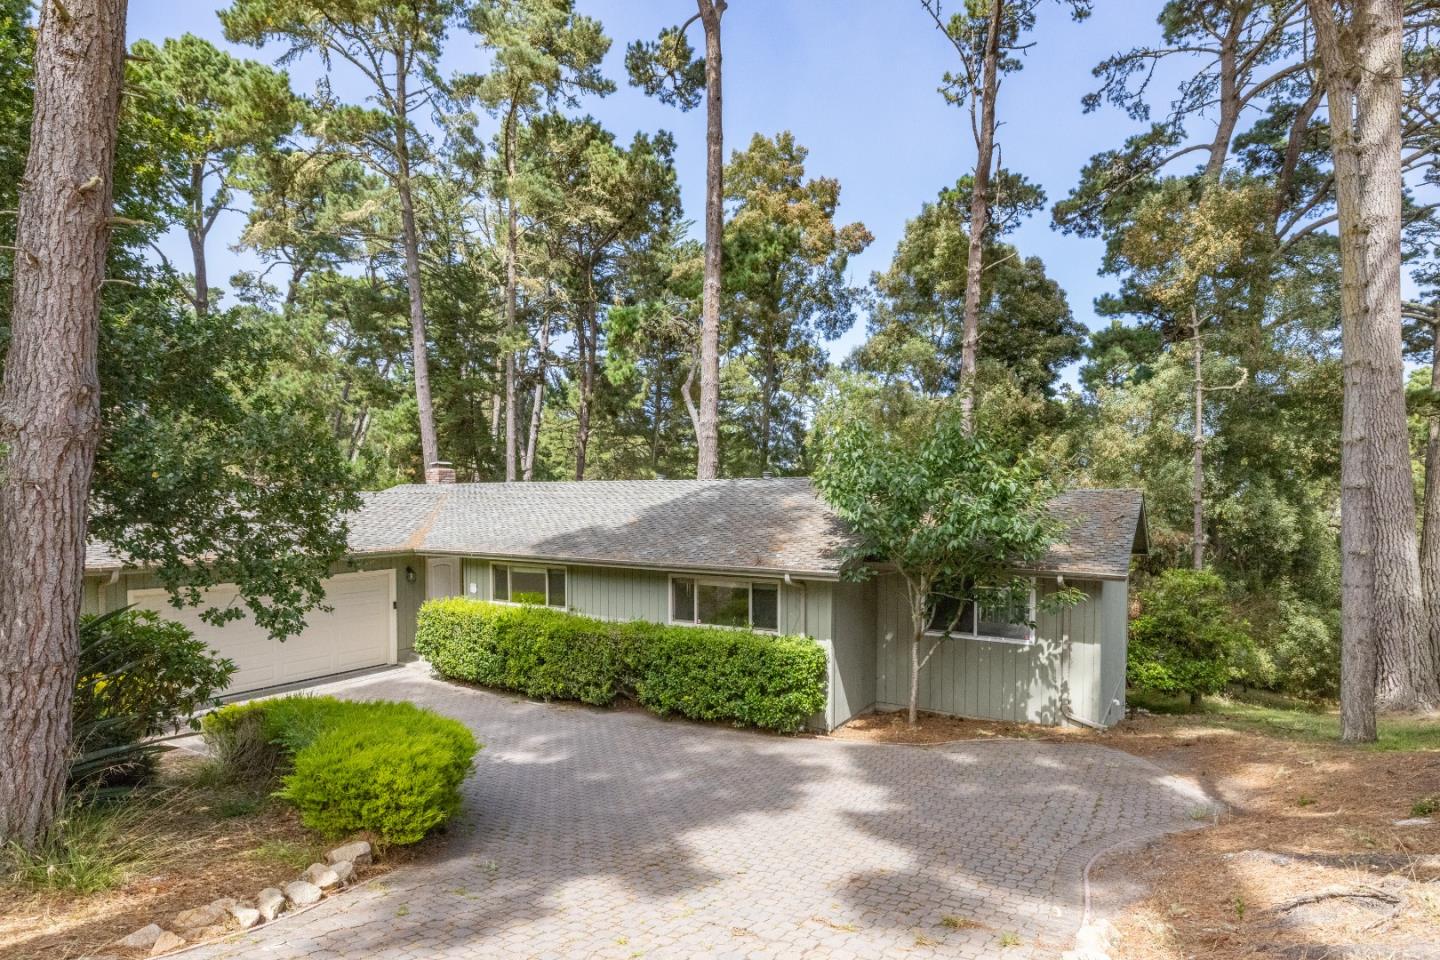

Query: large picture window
<box><xmin>491</xmin><ymin>564</ymin><xmax>567</xmax><ymax>608</ymax></box>
<box><xmin>670</xmin><ymin>576</ymin><xmax>780</xmax><ymax>632</ymax></box>
<box><xmin>926</xmin><ymin>581</ymin><xmax>1035</xmax><ymax>644</ymax></box>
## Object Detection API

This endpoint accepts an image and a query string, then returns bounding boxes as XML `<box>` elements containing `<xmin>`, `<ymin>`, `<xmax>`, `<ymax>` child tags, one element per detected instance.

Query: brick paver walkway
<box><xmin>180</xmin><ymin>665</ymin><xmax>1208</xmax><ymax>960</ymax></box>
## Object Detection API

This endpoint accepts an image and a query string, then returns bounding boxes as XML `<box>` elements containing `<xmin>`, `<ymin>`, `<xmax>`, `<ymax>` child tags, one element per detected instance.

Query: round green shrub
<box><xmin>203</xmin><ymin>696</ymin><xmax>479</xmax><ymax>845</ymax></box>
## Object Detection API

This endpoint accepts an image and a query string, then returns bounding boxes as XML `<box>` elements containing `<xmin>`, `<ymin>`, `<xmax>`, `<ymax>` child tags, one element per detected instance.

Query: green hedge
<box><xmin>202</xmin><ymin>696</ymin><xmax>479</xmax><ymax>845</ymax></box>
<box><xmin>415</xmin><ymin>599</ymin><xmax>828</xmax><ymax>733</ymax></box>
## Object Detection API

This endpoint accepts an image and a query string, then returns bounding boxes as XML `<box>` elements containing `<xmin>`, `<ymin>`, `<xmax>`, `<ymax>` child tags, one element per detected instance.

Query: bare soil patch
<box><xmin>0</xmin><ymin>752</ymin><xmax>424</xmax><ymax>960</ymax></box>
<box><xmin>830</xmin><ymin>708</ymin><xmax>1089</xmax><ymax>744</ymax></box>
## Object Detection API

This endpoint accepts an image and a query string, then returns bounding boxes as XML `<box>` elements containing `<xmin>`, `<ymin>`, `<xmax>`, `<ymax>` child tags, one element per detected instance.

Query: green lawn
<box><xmin>1127</xmin><ymin>688</ymin><xmax>1440</xmax><ymax>751</ymax></box>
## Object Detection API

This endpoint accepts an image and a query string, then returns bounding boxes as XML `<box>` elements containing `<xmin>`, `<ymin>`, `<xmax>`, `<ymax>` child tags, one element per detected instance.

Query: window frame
<box><xmin>668</xmin><ymin>574</ymin><xmax>782</xmax><ymax>633</ymax></box>
<box><xmin>924</xmin><ymin>580</ymin><xmax>1038</xmax><ymax>646</ymax></box>
<box><xmin>489</xmin><ymin>563</ymin><xmax>568</xmax><ymax>610</ymax></box>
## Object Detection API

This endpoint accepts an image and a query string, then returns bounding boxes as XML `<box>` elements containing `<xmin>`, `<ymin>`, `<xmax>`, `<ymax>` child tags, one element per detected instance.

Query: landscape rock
<box><xmin>117</xmin><ymin>923</ymin><xmax>164</xmax><ymax>950</ymax></box>
<box><xmin>149</xmin><ymin>930</ymin><xmax>186</xmax><ymax>956</ymax></box>
<box><xmin>228</xmin><ymin>904</ymin><xmax>262</xmax><ymax>929</ymax></box>
<box><xmin>256</xmin><ymin>887</ymin><xmax>286</xmax><ymax>921</ymax></box>
<box><xmin>192</xmin><ymin>924</ymin><xmax>229</xmax><ymax>941</ymax></box>
<box><xmin>1394</xmin><ymin>817</ymin><xmax>1433</xmax><ymax>827</ymax></box>
<box><xmin>326</xmin><ymin>840</ymin><xmax>371</xmax><ymax>866</ymax></box>
<box><xmin>303</xmin><ymin>862</ymin><xmax>341</xmax><ymax>889</ymax></box>
<box><xmin>170</xmin><ymin>901</ymin><xmax>228</xmax><ymax>932</ymax></box>
<box><xmin>283</xmin><ymin>879</ymin><xmax>323</xmax><ymax>907</ymax></box>
<box><xmin>330</xmin><ymin>859</ymin><xmax>355</xmax><ymax>884</ymax></box>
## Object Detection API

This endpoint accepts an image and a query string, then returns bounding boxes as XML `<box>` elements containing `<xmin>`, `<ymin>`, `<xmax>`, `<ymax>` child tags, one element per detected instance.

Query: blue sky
<box><xmin>126</xmin><ymin>1</ymin><xmax>1179</xmax><ymax>362</ymax></box>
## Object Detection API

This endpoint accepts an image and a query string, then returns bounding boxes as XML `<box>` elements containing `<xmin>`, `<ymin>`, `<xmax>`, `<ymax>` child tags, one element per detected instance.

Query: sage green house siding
<box><xmin>459</xmin><ymin>557</ymin><xmax>828</xmax><ymax>637</ymax></box>
<box><xmin>828</xmin><ymin>579</ymin><xmax>877</xmax><ymax>730</ymax></box>
<box><xmin>872</xmin><ymin>574</ymin><xmax>1122</xmax><ymax>727</ymax></box>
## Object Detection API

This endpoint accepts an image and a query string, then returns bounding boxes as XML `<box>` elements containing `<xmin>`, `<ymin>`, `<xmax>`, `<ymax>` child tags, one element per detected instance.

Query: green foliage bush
<box><xmin>1127</xmin><ymin>569</ymin><xmax>1252</xmax><ymax>703</ymax></box>
<box><xmin>203</xmin><ymin>696</ymin><xmax>478</xmax><ymax>845</ymax></box>
<box><xmin>414</xmin><ymin>598</ymin><xmax>828</xmax><ymax>733</ymax></box>
<box><xmin>73</xmin><ymin>608</ymin><xmax>236</xmax><ymax>788</ymax></box>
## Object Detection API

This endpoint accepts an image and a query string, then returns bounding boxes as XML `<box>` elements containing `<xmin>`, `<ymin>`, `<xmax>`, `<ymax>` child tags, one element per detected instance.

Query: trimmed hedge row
<box><xmin>415</xmin><ymin>599</ymin><xmax>828</xmax><ymax>733</ymax></box>
<box><xmin>203</xmin><ymin>696</ymin><xmax>479</xmax><ymax>845</ymax></box>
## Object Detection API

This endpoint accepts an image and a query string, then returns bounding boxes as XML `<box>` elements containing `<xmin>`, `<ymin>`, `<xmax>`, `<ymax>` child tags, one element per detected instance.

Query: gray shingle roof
<box><xmin>85</xmin><ymin>480</ymin><xmax>1145</xmax><ymax>580</ymax></box>
<box><xmin>1034</xmin><ymin>488</ymin><xmax>1147</xmax><ymax>579</ymax></box>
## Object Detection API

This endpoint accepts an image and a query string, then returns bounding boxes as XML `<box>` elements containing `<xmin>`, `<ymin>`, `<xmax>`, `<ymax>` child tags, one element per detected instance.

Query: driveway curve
<box><xmin>180</xmin><ymin>665</ymin><xmax>1207</xmax><ymax>960</ymax></box>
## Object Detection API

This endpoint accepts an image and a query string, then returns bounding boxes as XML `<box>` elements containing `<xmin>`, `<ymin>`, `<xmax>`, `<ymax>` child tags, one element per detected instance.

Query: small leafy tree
<box><xmin>812</xmin><ymin>379</ymin><xmax>1073</xmax><ymax>724</ymax></box>
<box><xmin>1127</xmin><ymin>568</ymin><xmax>1250</xmax><ymax>705</ymax></box>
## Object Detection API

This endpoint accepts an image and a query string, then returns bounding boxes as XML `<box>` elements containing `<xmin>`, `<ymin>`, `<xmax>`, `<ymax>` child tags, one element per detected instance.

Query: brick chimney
<box><xmin>425</xmin><ymin>461</ymin><xmax>456</xmax><ymax>485</ymax></box>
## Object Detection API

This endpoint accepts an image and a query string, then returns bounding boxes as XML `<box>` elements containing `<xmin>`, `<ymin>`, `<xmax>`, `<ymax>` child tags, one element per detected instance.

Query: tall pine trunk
<box><xmin>958</xmin><ymin>0</ymin><xmax>1002</xmax><ymax>435</ymax></box>
<box><xmin>0</xmin><ymin>0</ymin><xmax>129</xmax><ymax>848</ymax></box>
<box><xmin>393</xmin><ymin>46</ymin><xmax>439</xmax><ymax>474</ymax></box>
<box><xmin>1310</xmin><ymin>0</ymin><xmax>1436</xmax><ymax>738</ymax></box>
<box><xmin>523</xmin><ymin>318</ymin><xmax>549</xmax><ymax>482</ymax></box>
<box><xmin>1422</xmin><ymin>314</ymin><xmax>1440</xmax><ymax>684</ymax></box>
<box><xmin>1191</xmin><ymin>310</ymin><xmax>1206</xmax><ymax>570</ymax></box>
<box><xmin>504</xmin><ymin>111</ymin><xmax>519</xmax><ymax>482</ymax></box>
<box><xmin>695</xmin><ymin>0</ymin><xmax>724</xmax><ymax>479</ymax></box>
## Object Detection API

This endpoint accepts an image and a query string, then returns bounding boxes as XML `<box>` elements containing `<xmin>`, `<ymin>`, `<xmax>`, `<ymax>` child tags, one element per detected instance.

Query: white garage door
<box><xmin>130</xmin><ymin>570</ymin><xmax>395</xmax><ymax>695</ymax></box>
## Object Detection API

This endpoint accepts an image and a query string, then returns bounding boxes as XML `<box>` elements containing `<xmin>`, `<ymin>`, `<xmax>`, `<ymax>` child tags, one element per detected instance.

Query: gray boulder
<box><xmin>303</xmin><ymin>862</ymin><xmax>341</xmax><ymax>889</ymax></box>
<box><xmin>149</xmin><ymin>930</ymin><xmax>186</xmax><ymax>956</ymax></box>
<box><xmin>228</xmin><ymin>904</ymin><xmax>262</xmax><ymax>929</ymax></box>
<box><xmin>326</xmin><ymin>840</ymin><xmax>371</xmax><ymax>866</ymax></box>
<box><xmin>116</xmin><ymin>923</ymin><xmax>164</xmax><ymax>950</ymax></box>
<box><xmin>283</xmin><ymin>879</ymin><xmax>323</xmax><ymax>907</ymax></box>
<box><xmin>256</xmin><ymin>887</ymin><xmax>286</xmax><ymax>922</ymax></box>
<box><xmin>330</xmin><ymin>859</ymin><xmax>355</xmax><ymax>884</ymax></box>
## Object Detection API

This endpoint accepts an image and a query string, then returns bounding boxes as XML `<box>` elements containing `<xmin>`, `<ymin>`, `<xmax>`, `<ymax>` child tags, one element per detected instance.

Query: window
<box><xmin>926</xmin><ymin>580</ymin><xmax>1035</xmax><ymax>644</ymax></box>
<box><xmin>491</xmin><ymin>564</ymin><xmax>566</xmax><ymax>608</ymax></box>
<box><xmin>671</xmin><ymin>576</ymin><xmax>780</xmax><ymax>632</ymax></box>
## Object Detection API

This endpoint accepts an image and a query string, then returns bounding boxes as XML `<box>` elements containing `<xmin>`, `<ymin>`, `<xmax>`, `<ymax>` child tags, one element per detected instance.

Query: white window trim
<box><xmin>490</xmin><ymin>563</ymin><xmax>568</xmax><ymax>609</ymax></box>
<box><xmin>924</xmin><ymin>582</ymin><xmax>1038</xmax><ymax>646</ymax></box>
<box><xmin>668</xmin><ymin>574</ymin><xmax>782</xmax><ymax>633</ymax></box>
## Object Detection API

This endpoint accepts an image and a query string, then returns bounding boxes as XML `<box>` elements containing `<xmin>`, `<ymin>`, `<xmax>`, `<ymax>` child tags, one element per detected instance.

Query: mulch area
<box><xmin>832</xmin><ymin>708</ymin><xmax>1440</xmax><ymax>959</ymax></box>
<box><xmin>0</xmin><ymin>753</ymin><xmax>424</xmax><ymax>960</ymax></box>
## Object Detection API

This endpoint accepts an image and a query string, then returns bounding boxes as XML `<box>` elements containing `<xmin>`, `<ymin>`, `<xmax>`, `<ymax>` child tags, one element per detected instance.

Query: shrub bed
<box><xmin>415</xmin><ymin>598</ymin><xmax>828</xmax><ymax>733</ymax></box>
<box><xmin>202</xmin><ymin>696</ymin><xmax>479</xmax><ymax>845</ymax></box>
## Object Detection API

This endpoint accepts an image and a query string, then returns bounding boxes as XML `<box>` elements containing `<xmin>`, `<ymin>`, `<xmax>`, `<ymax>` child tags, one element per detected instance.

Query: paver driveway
<box><xmin>182</xmin><ymin>665</ymin><xmax>1207</xmax><ymax>960</ymax></box>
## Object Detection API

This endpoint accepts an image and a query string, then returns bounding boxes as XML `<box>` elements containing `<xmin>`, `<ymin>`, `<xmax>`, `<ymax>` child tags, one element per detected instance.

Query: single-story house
<box><xmin>83</xmin><ymin>476</ymin><xmax>1147</xmax><ymax>730</ymax></box>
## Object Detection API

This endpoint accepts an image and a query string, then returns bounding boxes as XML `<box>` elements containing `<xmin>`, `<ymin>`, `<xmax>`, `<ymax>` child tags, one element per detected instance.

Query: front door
<box><xmin>426</xmin><ymin>557</ymin><xmax>460</xmax><ymax>601</ymax></box>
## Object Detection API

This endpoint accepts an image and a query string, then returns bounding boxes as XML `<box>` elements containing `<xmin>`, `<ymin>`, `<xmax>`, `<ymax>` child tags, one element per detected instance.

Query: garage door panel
<box><xmin>129</xmin><ymin>571</ymin><xmax>393</xmax><ymax>696</ymax></box>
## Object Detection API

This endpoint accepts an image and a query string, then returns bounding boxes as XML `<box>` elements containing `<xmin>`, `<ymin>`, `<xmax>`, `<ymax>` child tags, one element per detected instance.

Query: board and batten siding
<box><xmin>873</xmin><ymin>573</ymin><xmax>1119</xmax><ymax>726</ymax></box>
<box><xmin>81</xmin><ymin>554</ymin><xmax>427</xmax><ymax>656</ymax></box>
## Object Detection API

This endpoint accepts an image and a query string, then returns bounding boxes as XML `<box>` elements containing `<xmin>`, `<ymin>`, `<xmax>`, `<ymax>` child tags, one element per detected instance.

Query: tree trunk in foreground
<box><xmin>1310</xmin><ymin>0</ymin><xmax>1434</xmax><ymax>737</ymax></box>
<box><xmin>1191</xmin><ymin>310</ymin><xmax>1205</xmax><ymax>570</ymax></box>
<box><xmin>957</xmin><ymin>0</ymin><xmax>1002</xmax><ymax>436</ymax></box>
<box><xmin>695</xmin><ymin>0</ymin><xmax>725</xmax><ymax>479</ymax></box>
<box><xmin>0</xmin><ymin>0</ymin><xmax>129</xmax><ymax>849</ymax></box>
<box><xmin>393</xmin><ymin>46</ymin><xmax>440</xmax><ymax>474</ymax></box>
<box><xmin>1422</xmin><ymin>314</ymin><xmax>1440</xmax><ymax>687</ymax></box>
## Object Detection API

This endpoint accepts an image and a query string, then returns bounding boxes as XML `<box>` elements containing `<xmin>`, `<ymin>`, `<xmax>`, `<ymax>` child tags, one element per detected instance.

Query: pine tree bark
<box><xmin>1309</xmin><ymin>0</ymin><xmax>1436</xmax><ymax>736</ymax></box>
<box><xmin>695</xmin><ymin>0</ymin><xmax>725</xmax><ymax>479</ymax></box>
<box><xmin>523</xmin><ymin>317</ymin><xmax>549</xmax><ymax>482</ymax></box>
<box><xmin>1422</xmin><ymin>313</ymin><xmax>1440</xmax><ymax>684</ymax></box>
<box><xmin>0</xmin><ymin>0</ymin><xmax>129</xmax><ymax>848</ymax></box>
<box><xmin>1191</xmin><ymin>310</ymin><xmax>1206</xmax><ymax>570</ymax></box>
<box><xmin>393</xmin><ymin>45</ymin><xmax>439</xmax><ymax>474</ymax></box>
<box><xmin>958</xmin><ymin>0</ymin><xmax>1002</xmax><ymax>436</ymax></box>
<box><xmin>504</xmin><ymin>109</ymin><xmax>520</xmax><ymax>482</ymax></box>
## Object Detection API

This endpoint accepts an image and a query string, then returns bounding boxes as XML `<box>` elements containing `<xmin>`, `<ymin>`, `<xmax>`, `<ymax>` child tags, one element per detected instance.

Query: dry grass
<box><xmin>0</xmin><ymin>752</ymin><xmax>409</xmax><ymax>960</ymax></box>
<box><xmin>1096</xmin><ymin>715</ymin><xmax>1440</xmax><ymax>960</ymax></box>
